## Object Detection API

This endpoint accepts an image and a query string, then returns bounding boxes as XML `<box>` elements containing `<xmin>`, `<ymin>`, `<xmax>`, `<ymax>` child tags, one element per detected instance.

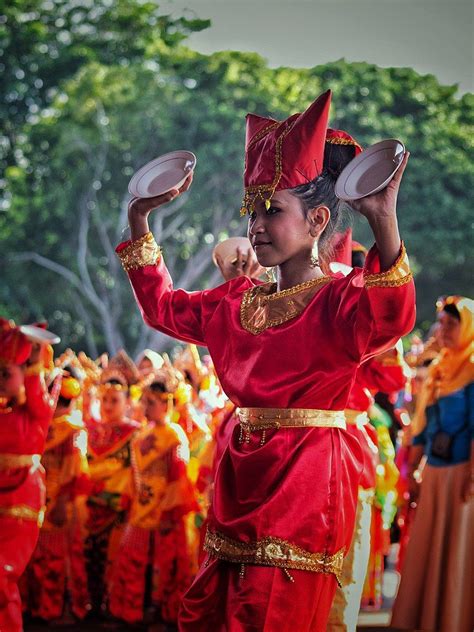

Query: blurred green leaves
<box><xmin>1</xmin><ymin>2</ymin><xmax>472</xmax><ymax>354</ymax></box>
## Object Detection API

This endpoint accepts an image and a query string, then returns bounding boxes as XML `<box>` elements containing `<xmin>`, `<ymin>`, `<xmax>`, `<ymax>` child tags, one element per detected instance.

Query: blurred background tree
<box><xmin>1</xmin><ymin>1</ymin><xmax>472</xmax><ymax>355</ymax></box>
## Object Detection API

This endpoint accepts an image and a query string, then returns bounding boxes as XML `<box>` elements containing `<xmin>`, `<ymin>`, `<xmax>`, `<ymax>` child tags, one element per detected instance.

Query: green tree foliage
<box><xmin>1</xmin><ymin>7</ymin><xmax>472</xmax><ymax>354</ymax></box>
<box><xmin>0</xmin><ymin>0</ymin><xmax>209</xmax><ymax>179</ymax></box>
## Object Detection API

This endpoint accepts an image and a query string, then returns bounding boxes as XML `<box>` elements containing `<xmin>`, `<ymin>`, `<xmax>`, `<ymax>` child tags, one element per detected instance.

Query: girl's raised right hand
<box><xmin>128</xmin><ymin>172</ymin><xmax>193</xmax><ymax>218</ymax></box>
<box><xmin>127</xmin><ymin>173</ymin><xmax>193</xmax><ymax>240</ymax></box>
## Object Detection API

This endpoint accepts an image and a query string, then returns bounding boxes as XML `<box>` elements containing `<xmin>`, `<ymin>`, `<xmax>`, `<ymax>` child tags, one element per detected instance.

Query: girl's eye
<box><xmin>267</xmin><ymin>206</ymin><xmax>280</xmax><ymax>215</ymax></box>
<box><xmin>248</xmin><ymin>211</ymin><xmax>256</xmax><ymax>222</ymax></box>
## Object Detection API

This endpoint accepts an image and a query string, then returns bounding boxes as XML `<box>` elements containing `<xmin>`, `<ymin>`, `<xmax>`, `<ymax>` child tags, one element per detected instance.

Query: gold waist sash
<box><xmin>345</xmin><ymin>409</ymin><xmax>369</xmax><ymax>426</ymax></box>
<box><xmin>0</xmin><ymin>504</ymin><xmax>45</xmax><ymax>526</ymax></box>
<box><xmin>204</xmin><ymin>529</ymin><xmax>344</xmax><ymax>586</ymax></box>
<box><xmin>0</xmin><ymin>453</ymin><xmax>41</xmax><ymax>470</ymax></box>
<box><xmin>237</xmin><ymin>407</ymin><xmax>346</xmax><ymax>444</ymax></box>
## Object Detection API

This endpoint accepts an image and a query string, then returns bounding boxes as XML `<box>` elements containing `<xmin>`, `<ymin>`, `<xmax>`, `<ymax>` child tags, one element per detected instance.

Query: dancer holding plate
<box><xmin>117</xmin><ymin>89</ymin><xmax>415</xmax><ymax>630</ymax></box>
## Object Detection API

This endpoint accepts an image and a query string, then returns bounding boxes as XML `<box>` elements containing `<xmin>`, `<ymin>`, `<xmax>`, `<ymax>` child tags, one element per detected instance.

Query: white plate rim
<box><xmin>335</xmin><ymin>139</ymin><xmax>405</xmax><ymax>201</ymax></box>
<box><xmin>19</xmin><ymin>324</ymin><xmax>61</xmax><ymax>345</ymax></box>
<box><xmin>128</xmin><ymin>150</ymin><xmax>197</xmax><ymax>198</ymax></box>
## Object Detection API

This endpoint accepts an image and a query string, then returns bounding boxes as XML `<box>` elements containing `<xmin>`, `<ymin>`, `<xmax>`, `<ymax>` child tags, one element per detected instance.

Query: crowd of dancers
<box><xmin>1</xmin><ymin>288</ymin><xmax>472</xmax><ymax>631</ymax></box>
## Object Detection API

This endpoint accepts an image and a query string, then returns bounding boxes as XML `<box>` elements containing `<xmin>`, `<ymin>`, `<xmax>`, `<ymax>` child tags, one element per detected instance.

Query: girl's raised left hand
<box><xmin>351</xmin><ymin>151</ymin><xmax>410</xmax><ymax>220</ymax></box>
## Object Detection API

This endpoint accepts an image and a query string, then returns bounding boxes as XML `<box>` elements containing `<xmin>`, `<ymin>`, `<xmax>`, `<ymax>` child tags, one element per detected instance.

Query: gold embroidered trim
<box><xmin>364</xmin><ymin>243</ymin><xmax>412</xmax><ymax>288</ymax></box>
<box><xmin>344</xmin><ymin>410</ymin><xmax>369</xmax><ymax>426</ymax></box>
<box><xmin>0</xmin><ymin>504</ymin><xmax>45</xmax><ymax>526</ymax></box>
<box><xmin>247</xmin><ymin>121</ymin><xmax>280</xmax><ymax>149</ymax></box>
<box><xmin>0</xmin><ymin>453</ymin><xmax>41</xmax><ymax>470</ymax></box>
<box><xmin>204</xmin><ymin>529</ymin><xmax>345</xmax><ymax>586</ymax></box>
<box><xmin>240</xmin><ymin>276</ymin><xmax>332</xmax><ymax>335</ymax></box>
<box><xmin>24</xmin><ymin>363</ymin><xmax>43</xmax><ymax>376</ymax></box>
<box><xmin>358</xmin><ymin>487</ymin><xmax>375</xmax><ymax>504</ymax></box>
<box><xmin>241</xmin><ymin>120</ymin><xmax>298</xmax><ymax>215</ymax></box>
<box><xmin>238</xmin><ymin>407</ymin><xmax>346</xmax><ymax>432</ymax></box>
<box><xmin>325</xmin><ymin>137</ymin><xmax>362</xmax><ymax>152</ymax></box>
<box><xmin>117</xmin><ymin>232</ymin><xmax>162</xmax><ymax>272</ymax></box>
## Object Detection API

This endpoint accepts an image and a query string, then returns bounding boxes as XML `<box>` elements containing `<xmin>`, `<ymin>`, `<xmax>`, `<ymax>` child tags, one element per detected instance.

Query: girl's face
<box><xmin>437</xmin><ymin>310</ymin><xmax>461</xmax><ymax>349</ymax></box>
<box><xmin>0</xmin><ymin>363</ymin><xmax>24</xmax><ymax>400</ymax></box>
<box><xmin>99</xmin><ymin>388</ymin><xmax>128</xmax><ymax>422</ymax></box>
<box><xmin>141</xmin><ymin>389</ymin><xmax>168</xmax><ymax>423</ymax></box>
<box><xmin>138</xmin><ymin>357</ymin><xmax>154</xmax><ymax>376</ymax></box>
<box><xmin>247</xmin><ymin>190</ymin><xmax>328</xmax><ymax>268</ymax></box>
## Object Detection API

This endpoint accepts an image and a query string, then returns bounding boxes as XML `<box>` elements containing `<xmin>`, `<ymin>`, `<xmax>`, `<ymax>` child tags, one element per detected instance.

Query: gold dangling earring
<box><xmin>265</xmin><ymin>267</ymin><xmax>276</xmax><ymax>283</ymax></box>
<box><xmin>310</xmin><ymin>244</ymin><xmax>320</xmax><ymax>268</ymax></box>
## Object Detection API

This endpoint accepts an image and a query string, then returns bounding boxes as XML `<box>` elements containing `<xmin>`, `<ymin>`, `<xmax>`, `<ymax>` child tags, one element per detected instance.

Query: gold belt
<box><xmin>0</xmin><ymin>453</ymin><xmax>42</xmax><ymax>470</ymax></box>
<box><xmin>204</xmin><ymin>528</ymin><xmax>344</xmax><ymax>586</ymax></box>
<box><xmin>358</xmin><ymin>487</ymin><xmax>375</xmax><ymax>504</ymax></box>
<box><xmin>237</xmin><ymin>407</ymin><xmax>346</xmax><ymax>444</ymax></box>
<box><xmin>0</xmin><ymin>504</ymin><xmax>45</xmax><ymax>526</ymax></box>
<box><xmin>345</xmin><ymin>409</ymin><xmax>369</xmax><ymax>426</ymax></box>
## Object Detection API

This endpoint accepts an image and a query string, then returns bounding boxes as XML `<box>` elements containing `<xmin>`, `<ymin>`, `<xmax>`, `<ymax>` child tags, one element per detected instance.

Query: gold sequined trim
<box><xmin>238</xmin><ymin>407</ymin><xmax>346</xmax><ymax>433</ymax></box>
<box><xmin>204</xmin><ymin>529</ymin><xmax>345</xmax><ymax>586</ymax></box>
<box><xmin>24</xmin><ymin>363</ymin><xmax>43</xmax><ymax>376</ymax></box>
<box><xmin>240</xmin><ymin>276</ymin><xmax>332</xmax><ymax>335</ymax></box>
<box><xmin>117</xmin><ymin>232</ymin><xmax>162</xmax><ymax>272</ymax></box>
<box><xmin>358</xmin><ymin>487</ymin><xmax>375</xmax><ymax>504</ymax></box>
<box><xmin>325</xmin><ymin>137</ymin><xmax>362</xmax><ymax>152</ymax></box>
<box><xmin>247</xmin><ymin>121</ymin><xmax>280</xmax><ymax>149</ymax></box>
<box><xmin>344</xmin><ymin>410</ymin><xmax>369</xmax><ymax>426</ymax></box>
<box><xmin>241</xmin><ymin>120</ymin><xmax>298</xmax><ymax>215</ymax></box>
<box><xmin>0</xmin><ymin>453</ymin><xmax>41</xmax><ymax>470</ymax></box>
<box><xmin>0</xmin><ymin>504</ymin><xmax>45</xmax><ymax>526</ymax></box>
<box><xmin>364</xmin><ymin>243</ymin><xmax>412</xmax><ymax>288</ymax></box>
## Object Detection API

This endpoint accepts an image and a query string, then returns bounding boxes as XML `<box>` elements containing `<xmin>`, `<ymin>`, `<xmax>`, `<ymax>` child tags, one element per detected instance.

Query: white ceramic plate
<box><xmin>19</xmin><ymin>325</ymin><xmax>61</xmax><ymax>345</ymax></box>
<box><xmin>212</xmin><ymin>237</ymin><xmax>252</xmax><ymax>267</ymax></box>
<box><xmin>128</xmin><ymin>150</ymin><xmax>196</xmax><ymax>198</ymax></box>
<box><xmin>335</xmin><ymin>139</ymin><xmax>405</xmax><ymax>201</ymax></box>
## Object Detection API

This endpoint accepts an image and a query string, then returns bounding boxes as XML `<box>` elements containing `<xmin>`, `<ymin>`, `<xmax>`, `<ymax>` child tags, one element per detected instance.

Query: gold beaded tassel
<box><xmin>239</xmin><ymin>563</ymin><xmax>246</xmax><ymax>580</ymax></box>
<box><xmin>260</xmin><ymin>429</ymin><xmax>266</xmax><ymax>446</ymax></box>
<box><xmin>283</xmin><ymin>567</ymin><xmax>295</xmax><ymax>583</ymax></box>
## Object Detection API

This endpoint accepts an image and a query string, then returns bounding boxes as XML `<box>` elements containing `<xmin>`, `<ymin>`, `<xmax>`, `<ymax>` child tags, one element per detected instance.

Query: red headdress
<box><xmin>240</xmin><ymin>91</ymin><xmax>364</xmax><ymax>215</ymax></box>
<box><xmin>325</xmin><ymin>128</ymin><xmax>362</xmax><ymax>155</ymax></box>
<box><xmin>241</xmin><ymin>90</ymin><xmax>332</xmax><ymax>215</ymax></box>
<box><xmin>0</xmin><ymin>320</ymin><xmax>32</xmax><ymax>366</ymax></box>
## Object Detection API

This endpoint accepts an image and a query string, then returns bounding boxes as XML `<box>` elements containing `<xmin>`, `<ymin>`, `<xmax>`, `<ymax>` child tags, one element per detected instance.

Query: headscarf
<box><xmin>411</xmin><ymin>296</ymin><xmax>474</xmax><ymax>436</ymax></box>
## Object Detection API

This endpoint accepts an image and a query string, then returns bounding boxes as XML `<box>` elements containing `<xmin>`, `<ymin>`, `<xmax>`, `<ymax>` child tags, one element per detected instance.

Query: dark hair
<box><xmin>290</xmin><ymin>143</ymin><xmax>356</xmax><ymax>267</ymax></box>
<box><xmin>351</xmin><ymin>250</ymin><xmax>366</xmax><ymax>268</ymax></box>
<box><xmin>148</xmin><ymin>380</ymin><xmax>167</xmax><ymax>394</ymax></box>
<box><xmin>443</xmin><ymin>303</ymin><xmax>461</xmax><ymax>321</ymax></box>
<box><xmin>56</xmin><ymin>395</ymin><xmax>73</xmax><ymax>408</ymax></box>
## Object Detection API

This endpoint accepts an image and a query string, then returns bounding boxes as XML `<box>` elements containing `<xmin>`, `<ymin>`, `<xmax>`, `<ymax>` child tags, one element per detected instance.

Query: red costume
<box><xmin>117</xmin><ymin>89</ymin><xmax>415</xmax><ymax>631</ymax></box>
<box><xmin>25</xmin><ymin>404</ymin><xmax>90</xmax><ymax>621</ymax></box>
<box><xmin>0</xmin><ymin>325</ymin><xmax>56</xmax><ymax>632</ymax></box>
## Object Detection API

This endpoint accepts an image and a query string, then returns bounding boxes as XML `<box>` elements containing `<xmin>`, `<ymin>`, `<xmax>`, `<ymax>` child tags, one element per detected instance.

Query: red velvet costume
<box><xmin>117</xmin><ymin>89</ymin><xmax>415</xmax><ymax>631</ymax></box>
<box><xmin>0</xmin><ymin>328</ymin><xmax>56</xmax><ymax>632</ymax></box>
<box><xmin>117</xmin><ymin>235</ymin><xmax>415</xmax><ymax>630</ymax></box>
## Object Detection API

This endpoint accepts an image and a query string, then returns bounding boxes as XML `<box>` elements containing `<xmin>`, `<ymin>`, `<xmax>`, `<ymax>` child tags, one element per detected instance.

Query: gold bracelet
<box><xmin>117</xmin><ymin>232</ymin><xmax>162</xmax><ymax>272</ymax></box>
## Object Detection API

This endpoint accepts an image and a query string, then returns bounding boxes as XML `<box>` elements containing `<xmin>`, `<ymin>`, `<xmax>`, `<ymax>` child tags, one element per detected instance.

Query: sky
<box><xmin>163</xmin><ymin>0</ymin><xmax>473</xmax><ymax>95</ymax></box>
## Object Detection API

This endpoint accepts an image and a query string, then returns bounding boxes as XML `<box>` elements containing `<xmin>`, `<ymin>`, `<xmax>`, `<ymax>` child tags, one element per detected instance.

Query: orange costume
<box><xmin>109</xmin><ymin>417</ymin><xmax>198</xmax><ymax>623</ymax></box>
<box><xmin>0</xmin><ymin>324</ymin><xmax>57</xmax><ymax>632</ymax></box>
<box><xmin>117</xmin><ymin>90</ymin><xmax>416</xmax><ymax>631</ymax></box>
<box><xmin>84</xmin><ymin>364</ymin><xmax>140</xmax><ymax>616</ymax></box>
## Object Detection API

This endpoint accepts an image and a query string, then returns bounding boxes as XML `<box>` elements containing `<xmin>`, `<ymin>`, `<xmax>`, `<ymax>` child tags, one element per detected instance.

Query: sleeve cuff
<box><xmin>364</xmin><ymin>242</ymin><xmax>413</xmax><ymax>288</ymax></box>
<box><xmin>116</xmin><ymin>232</ymin><xmax>162</xmax><ymax>272</ymax></box>
<box><xmin>24</xmin><ymin>363</ymin><xmax>44</xmax><ymax>376</ymax></box>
